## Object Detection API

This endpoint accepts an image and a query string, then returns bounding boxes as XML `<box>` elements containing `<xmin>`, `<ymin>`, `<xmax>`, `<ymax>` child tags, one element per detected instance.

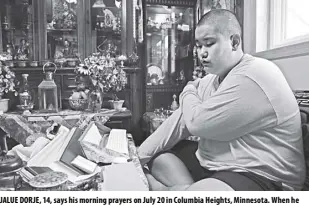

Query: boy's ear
<box><xmin>230</xmin><ymin>34</ymin><xmax>241</xmax><ymax>51</ymax></box>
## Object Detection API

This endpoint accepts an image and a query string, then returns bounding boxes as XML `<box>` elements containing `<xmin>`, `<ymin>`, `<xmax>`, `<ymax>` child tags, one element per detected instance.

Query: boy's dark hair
<box><xmin>197</xmin><ymin>9</ymin><xmax>242</xmax><ymax>38</ymax></box>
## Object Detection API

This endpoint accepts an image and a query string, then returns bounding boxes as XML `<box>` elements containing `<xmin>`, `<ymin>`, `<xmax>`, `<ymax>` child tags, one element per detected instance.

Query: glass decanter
<box><xmin>17</xmin><ymin>74</ymin><xmax>33</xmax><ymax>115</ymax></box>
<box><xmin>87</xmin><ymin>83</ymin><xmax>102</xmax><ymax>113</ymax></box>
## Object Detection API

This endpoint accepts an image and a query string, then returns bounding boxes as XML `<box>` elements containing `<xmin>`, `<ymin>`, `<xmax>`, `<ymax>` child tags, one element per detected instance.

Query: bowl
<box><xmin>0</xmin><ymin>98</ymin><xmax>9</xmax><ymax>112</ymax></box>
<box><xmin>29</xmin><ymin>171</ymin><xmax>68</xmax><ymax>191</ymax></box>
<box><xmin>17</xmin><ymin>61</ymin><xmax>27</xmax><ymax>67</ymax></box>
<box><xmin>68</xmin><ymin>98</ymin><xmax>88</xmax><ymax>110</ymax></box>
<box><xmin>5</xmin><ymin>61</ymin><xmax>14</xmax><ymax>68</ymax></box>
<box><xmin>67</xmin><ymin>60</ymin><xmax>76</xmax><ymax>67</ymax></box>
<box><xmin>29</xmin><ymin>61</ymin><xmax>38</xmax><ymax>67</ymax></box>
<box><xmin>108</xmin><ymin>100</ymin><xmax>124</xmax><ymax>110</ymax></box>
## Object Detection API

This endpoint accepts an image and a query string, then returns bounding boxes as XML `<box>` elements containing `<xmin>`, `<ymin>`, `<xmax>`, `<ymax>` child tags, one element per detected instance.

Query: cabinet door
<box><xmin>88</xmin><ymin>0</ymin><xmax>125</xmax><ymax>56</ymax></box>
<box><xmin>0</xmin><ymin>0</ymin><xmax>35</xmax><ymax>61</ymax></box>
<box><xmin>45</xmin><ymin>0</ymin><xmax>84</xmax><ymax>64</ymax></box>
<box><xmin>0</xmin><ymin>0</ymin><xmax>136</xmax><ymax>64</ymax></box>
<box><xmin>144</xmin><ymin>1</ymin><xmax>195</xmax><ymax>111</ymax></box>
<box><xmin>145</xmin><ymin>4</ymin><xmax>194</xmax><ymax>87</ymax></box>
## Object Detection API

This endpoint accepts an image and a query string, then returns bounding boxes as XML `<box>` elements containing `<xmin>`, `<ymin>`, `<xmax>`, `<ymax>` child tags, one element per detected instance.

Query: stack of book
<box><xmin>20</xmin><ymin>166</ymin><xmax>53</xmax><ymax>182</ymax></box>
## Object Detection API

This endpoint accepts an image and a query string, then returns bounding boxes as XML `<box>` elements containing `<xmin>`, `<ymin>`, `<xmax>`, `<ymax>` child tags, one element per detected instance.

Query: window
<box><xmin>284</xmin><ymin>0</ymin><xmax>309</xmax><ymax>41</ymax></box>
<box><xmin>248</xmin><ymin>0</ymin><xmax>309</xmax><ymax>59</ymax></box>
<box><xmin>270</xmin><ymin>0</ymin><xmax>309</xmax><ymax>48</ymax></box>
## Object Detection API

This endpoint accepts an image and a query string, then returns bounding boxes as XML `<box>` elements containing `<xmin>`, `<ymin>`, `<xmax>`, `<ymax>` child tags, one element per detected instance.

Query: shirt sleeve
<box><xmin>137</xmin><ymin>109</ymin><xmax>191</xmax><ymax>166</ymax></box>
<box><xmin>180</xmin><ymin>75</ymin><xmax>277</xmax><ymax>141</ymax></box>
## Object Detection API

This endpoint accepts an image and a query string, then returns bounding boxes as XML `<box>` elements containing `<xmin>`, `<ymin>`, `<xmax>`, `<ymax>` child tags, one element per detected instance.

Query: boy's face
<box><xmin>195</xmin><ymin>23</ymin><xmax>235</xmax><ymax>77</ymax></box>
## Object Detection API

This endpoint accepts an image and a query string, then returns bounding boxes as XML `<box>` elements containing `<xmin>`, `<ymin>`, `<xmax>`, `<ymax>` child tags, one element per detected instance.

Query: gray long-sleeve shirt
<box><xmin>139</xmin><ymin>54</ymin><xmax>305</xmax><ymax>190</ymax></box>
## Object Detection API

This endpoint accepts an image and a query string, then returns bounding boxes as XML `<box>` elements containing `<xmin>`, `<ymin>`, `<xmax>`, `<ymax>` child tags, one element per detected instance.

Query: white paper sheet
<box><xmin>102</xmin><ymin>162</ymin><xmax>148</xmax><ymax>191</ymax></box>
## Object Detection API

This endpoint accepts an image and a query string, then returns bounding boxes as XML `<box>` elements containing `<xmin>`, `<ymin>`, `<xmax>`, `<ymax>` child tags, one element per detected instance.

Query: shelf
<box><xmin>93</xmin><ymin>6</ymin><xmax>121</xmax><ymax>12</ymax></box>
<box><xmin>2</xmin><ymin>28</ymin><xmax>16</xmax><ymax>32</ymax></box>
<box><xmin>47</xmin><ymin>28</ymin><xmax>77</xmax><ymax>32</ymax></box>
<box><xmin>95</xmin><ymin>30</ymin><xmax>121</xmax><ymax>34</ymax></box>
<box><xmin>122</xmin><ymin>67</ymin><xmax>142</xmax><ymax>73</ymax></box>
<box><xmin>146</xmin><ymin>84</ymin><xmax>185</xmax><ymax>93</ymax></box>
<box><xmin>95</xmin><ymin>29</ymin><xmax>121</xmax><ymax>34</ymax></box>
<box><xmin>95</xmin><ymin>30</ymin><xmax>121</xmax><ymax>39</ymax></box>
<box><xmin>12</xmin><ymin>66</ymin><xmax>141</xmax><ymax>74</ymax></box>
<box><xmin>11</xmin><ymin>67</ymin><xmax>75</xmax><ymax>72</ymax></box>
<box><xmin>146</xmin><ymin>31</ymin><xmax>172</xmax><ymax>37</ymax></box>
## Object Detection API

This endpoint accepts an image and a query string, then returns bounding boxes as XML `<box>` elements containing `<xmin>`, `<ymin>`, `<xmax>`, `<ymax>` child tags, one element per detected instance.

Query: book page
<box><xmin>79</xmin><ymin>122</ymin><xmax>102</xmax><ymax>147</ymax></box>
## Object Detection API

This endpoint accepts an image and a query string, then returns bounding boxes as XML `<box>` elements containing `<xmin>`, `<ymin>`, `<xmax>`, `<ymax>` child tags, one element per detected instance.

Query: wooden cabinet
<box><xmin>9</xmin><ymin>66</ymin><xmax>143</xmax><ymax>142</ymax></box>
<box><xmin>142</xmin><ymin>0</ymin><xmax>239</xmax><ymax>112</ymax></box>
<box><xmin>1</xmin><ymin>0</ymin><xmax>144</xmax><ymax>143</ymax></box>
<box><xmin>0</xmin><ymin>0</ymin><xmax>138</xmax><ymax>61</ymax></box>
<box><xmin>0</xmin><ymin>0</ymin><xmax>35</xmax><ymax>60</ymax></box>
<box><xmin>143</xmin><ymin>0</ymin><xmax>196</xmax><ymax>112</ymax></box>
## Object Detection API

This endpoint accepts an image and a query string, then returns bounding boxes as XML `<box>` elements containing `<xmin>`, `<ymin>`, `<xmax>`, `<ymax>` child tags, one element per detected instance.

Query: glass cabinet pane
<box><xmin>146</xmin><ymin>4</ymin><xmax>194</xmax><ymax>86</ymax></box>
<box><xmin>90</xmin><ymin>0</ymin><xmax>122</xmax><ymax>56</ymax></box>
<box><xmin>0</xmin><ymin>0</ymin><xmax>34</xmax><ymax>62</ymax></box>
<box><xmin>46</xmin><ymin>0</ymin><xmax>79</xmax><ymax>64</ymax></box>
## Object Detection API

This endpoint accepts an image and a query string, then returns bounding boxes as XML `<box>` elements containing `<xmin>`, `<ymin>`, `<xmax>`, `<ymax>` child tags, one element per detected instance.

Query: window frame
<box><xmin>243</xmin><ymin>0</ymin><xmax>309</xmax><ymax>60</ymax></box>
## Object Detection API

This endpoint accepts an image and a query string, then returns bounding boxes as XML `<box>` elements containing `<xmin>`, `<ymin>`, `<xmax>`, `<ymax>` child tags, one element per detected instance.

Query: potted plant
<box><xmin>0</xmin><ymin>61</ymin><xmax>18</xmax><ymax>112</ymax></box>
<box><xmin>108</xmin><ymin>69</ymin><xmax>127</xmax><ymax>110</ymax></box>
<box><xmin>75</xmin><ymin>53</ymin><xmax>128</xmax><ymax>111</ymax></box>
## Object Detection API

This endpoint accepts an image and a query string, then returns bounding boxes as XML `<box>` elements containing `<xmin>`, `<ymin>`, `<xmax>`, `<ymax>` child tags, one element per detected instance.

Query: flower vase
<box><xmin>109</xmin><ymin>99</ymin><xmax>125</xmax><ymax>111</ymax></box>
<box><xmin>0</xmin><ymin>92</ymin><xmax>9</xmax><ymax>113</ymax></box>
<box><xmin>88</xmin><ymin>88</ymin><xmax>103</xmax><ymax>112</ymax></box>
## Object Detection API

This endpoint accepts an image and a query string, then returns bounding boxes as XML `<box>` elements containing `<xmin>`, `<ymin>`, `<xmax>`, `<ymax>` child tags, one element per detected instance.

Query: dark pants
<box><xmin>170</xmin><ymin>140</ymin><xmax>283</xmax><ymax>191</ymax></box>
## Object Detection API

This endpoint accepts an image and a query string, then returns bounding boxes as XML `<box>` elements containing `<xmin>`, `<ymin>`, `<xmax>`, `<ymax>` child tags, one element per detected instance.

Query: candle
<box><xmin>43</xmin><ymin>91</ymin><xmax>46</xmax><ymax>109</ymax></box>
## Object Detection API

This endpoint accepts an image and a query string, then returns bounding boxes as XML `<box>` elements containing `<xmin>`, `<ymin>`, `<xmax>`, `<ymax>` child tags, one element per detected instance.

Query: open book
<box><xmin>59</xmin><ymin>127</ymin><xmax>87</xmax><ymax>175</ymax></box>
<box><xmin>25</xmin><ymin>126</ymin><xmax>99</xmax><ymax>183</ymax></box>
<box><xmin>27</xmin><ymin>125</ymin><xmax>71</xmax><ymax>167</ymax></box>
<box><xmin>78</xmin><ymin>122</ymin><xmax>129</xmax><ymax>163</ymax></box>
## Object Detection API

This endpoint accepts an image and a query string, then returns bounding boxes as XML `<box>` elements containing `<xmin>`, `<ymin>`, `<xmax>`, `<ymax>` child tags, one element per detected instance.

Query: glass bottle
<box><xmin>88</xmin><ymin>83</ymin><xmax>102</xmax><ymax>112</ymax></box>
<box><xmin>19</xmin><ymin>74</ymin><xmax>31</xmax><ymax>105</ymax></box>
<box><xmin>170</xmin><ymin>94</ymin><xmax>179</xmax><ymax>111</ymax></box>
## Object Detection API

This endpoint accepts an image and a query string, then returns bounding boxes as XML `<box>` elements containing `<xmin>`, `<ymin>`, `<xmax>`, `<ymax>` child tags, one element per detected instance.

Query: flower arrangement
<box><xmin>75</xmin><ymin>53</ymin><xmax>128</xmax><ymax>100</ymax></box>
<box><xmin>0</xmin><ymin>52</ymin><xmax>13</xmax><ymax>61</ymax></box>
<box><xmin>0</xmin><ymin>62</ymin><xmax>17</xmax><ymax>97</ymax></box>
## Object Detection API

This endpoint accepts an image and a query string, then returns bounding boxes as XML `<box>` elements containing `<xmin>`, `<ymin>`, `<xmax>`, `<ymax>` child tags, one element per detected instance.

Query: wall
<box><xmin>273</xmin><ymin>56</ymin><xmax>309</xmax><ymax>91</ymax></box>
